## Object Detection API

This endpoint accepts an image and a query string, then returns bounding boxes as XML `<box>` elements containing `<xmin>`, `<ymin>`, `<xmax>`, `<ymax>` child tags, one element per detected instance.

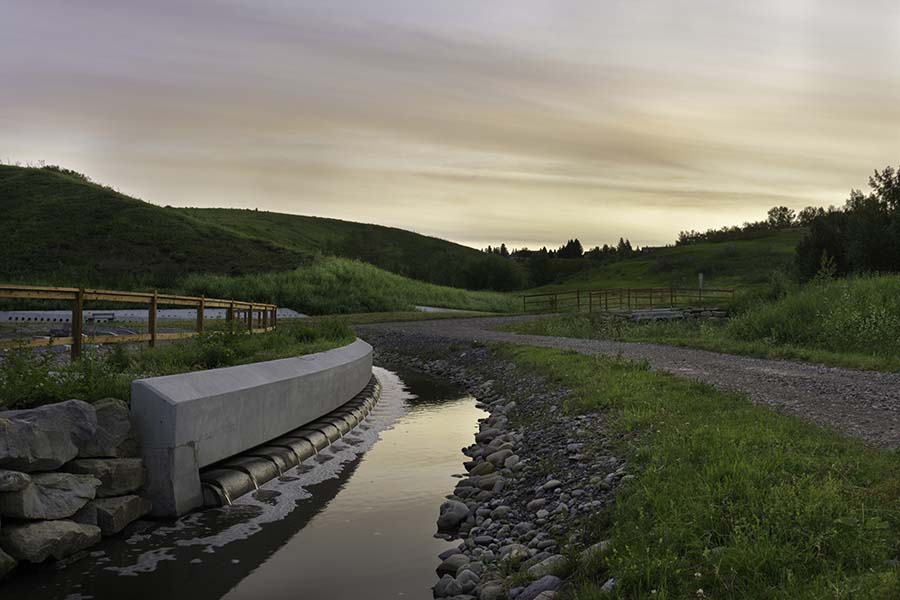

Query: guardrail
<box><xmin>0</xmin><ymin>284</ymin><xmax>277</xmax><ymax>359</ymax></box>
<box><xmin>522</xmin><ymin>287</ymin><xmax>734</xmax><ymax>314</ymax></box>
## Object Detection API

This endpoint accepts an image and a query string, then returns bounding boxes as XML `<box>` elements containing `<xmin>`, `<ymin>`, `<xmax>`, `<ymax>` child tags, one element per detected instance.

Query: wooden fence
<box><xmin>0</xmin><ymin>284</ymin><xmax>277</xmax><ymax>359</ymax></box>
<box><xmin>522</xmin><ymin>287</ymin><xmax>734</xmax><ymax>314</ymax></box>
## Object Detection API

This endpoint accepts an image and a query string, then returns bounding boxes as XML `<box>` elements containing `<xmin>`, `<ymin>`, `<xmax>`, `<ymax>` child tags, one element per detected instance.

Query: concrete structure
<box><xmin>130</xmin><ymin>339</ymin><xmax>373</xmax><ymax>517</ymax></box>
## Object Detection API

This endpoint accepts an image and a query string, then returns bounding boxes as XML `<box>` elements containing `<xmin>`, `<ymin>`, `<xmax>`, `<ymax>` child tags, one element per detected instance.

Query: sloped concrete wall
<box><xmin>131</xmin><ymin>338</ymin><xmax>372</xmax><ymax>517</ymax></box>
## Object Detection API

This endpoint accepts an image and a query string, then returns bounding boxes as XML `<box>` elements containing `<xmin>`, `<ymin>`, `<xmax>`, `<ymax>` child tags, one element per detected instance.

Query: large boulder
<box><xmin>78</xmin><ymin>399</ymin><xmax>137</xmax><ymax>458</ymax></box>
<box><xmin>0</xmin><ymin>470</ymin><xmax>30</xmax><ymax>493</ymax></box>
<box><xmin>0</xmin><ymin>400</ymin><xmax>97</xmax><ymax>471</ymax></box>
<box><xmin>0</xmin><ymin>520</ymin><xmax>100</xmax><ymax>563</ymax></box>
<box><xmin>0</xmin><ymin>472</ymin><xmax>100</xmax><ymax>519</ymax></box>
<box><xmin>0</xmin><ymin>546</ymin><xmax>16</xmax><ymax>579</ymax></box>
<box><xmin>91</xmin><ymin>495</ymin><xmax>152</xmax><ymax>535</ymax></box>
<box><xmin>61</xmin><ymin>458</ymin><xmax>145</xmax><ymax>497</ymax></box>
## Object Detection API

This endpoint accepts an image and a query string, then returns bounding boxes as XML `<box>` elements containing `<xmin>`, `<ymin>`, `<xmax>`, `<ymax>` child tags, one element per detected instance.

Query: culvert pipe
<box><xmin>200</xmin><ymin>376</ymin><xmax>381</xmax><ymax>508</ymax></box>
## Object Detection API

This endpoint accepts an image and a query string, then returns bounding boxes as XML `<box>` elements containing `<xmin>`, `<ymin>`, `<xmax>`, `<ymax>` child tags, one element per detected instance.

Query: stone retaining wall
<box><xmin>0</xmin><ymin>398</ymin><xmax>151</xmax><ymax>580</ymax></box>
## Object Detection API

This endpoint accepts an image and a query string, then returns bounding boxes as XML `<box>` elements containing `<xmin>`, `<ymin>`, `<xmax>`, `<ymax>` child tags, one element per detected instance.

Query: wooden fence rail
<box><xmin>0</xmin><ymin>284</ymin><xmax>277</xmax><ymax>359</ymax></box>
<box><xmin>522</xmin><ymin>287</ymin><xmax>734</xmax><ymax>314</ymax></box>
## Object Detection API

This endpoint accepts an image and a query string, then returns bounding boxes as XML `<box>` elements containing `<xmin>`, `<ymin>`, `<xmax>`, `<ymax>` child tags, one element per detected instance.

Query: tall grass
<box><xmin>177</xmin><ymin>257</ymin><xmax>518</xmax><ymax>314</ymax></box>
<box><xmin>728</xmin><ymin>275</ymin><xmax>900</xmax><ymax>356</ymax></box>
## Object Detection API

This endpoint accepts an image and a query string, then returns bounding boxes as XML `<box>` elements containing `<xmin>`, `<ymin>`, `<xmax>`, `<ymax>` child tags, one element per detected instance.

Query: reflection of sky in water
<box><xmin>5</xmin><ymin>368</ymin><xmax>484</xmax><ymax>600</ymax></box>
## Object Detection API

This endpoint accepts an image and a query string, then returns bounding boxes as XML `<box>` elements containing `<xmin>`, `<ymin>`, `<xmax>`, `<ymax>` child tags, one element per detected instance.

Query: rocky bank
<box><xmin>362</xmin><ymin>328</ymin><xmax>624</xmax><ymax>600</ymax></box>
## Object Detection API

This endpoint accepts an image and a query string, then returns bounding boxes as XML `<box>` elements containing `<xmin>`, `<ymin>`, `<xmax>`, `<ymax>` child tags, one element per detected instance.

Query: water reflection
<box><xmin>4</xmin><ymin>367</ymin><xmax>484</xmax><ymax>600</ymax></box>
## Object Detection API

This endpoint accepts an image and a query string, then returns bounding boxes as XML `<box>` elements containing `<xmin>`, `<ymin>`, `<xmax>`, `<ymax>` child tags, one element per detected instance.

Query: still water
<box><xmin>5</xmin><ymin>367</ymin><xmax>484</xmax><ymax>600</ymax></box>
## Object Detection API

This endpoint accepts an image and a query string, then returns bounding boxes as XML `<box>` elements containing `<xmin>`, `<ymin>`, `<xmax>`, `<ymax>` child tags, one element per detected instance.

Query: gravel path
<box><xmin>359</xmin><ymin>316</ymin><xmax>900</xmax><ymax>449</ymax></box>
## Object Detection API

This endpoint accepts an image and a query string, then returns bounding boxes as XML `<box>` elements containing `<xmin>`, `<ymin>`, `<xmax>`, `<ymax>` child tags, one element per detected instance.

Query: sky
<box><xmin>3</xmin><ymin>1</ymin><xmax>900</xmax><ymax>250</ymax></box>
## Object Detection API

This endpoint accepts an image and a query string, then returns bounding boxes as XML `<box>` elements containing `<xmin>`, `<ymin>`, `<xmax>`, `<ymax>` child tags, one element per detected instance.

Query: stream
<box><xmin>4</xmin><ymin>367</ymin><xmax>484</xmax><ymax>600</ymax></box>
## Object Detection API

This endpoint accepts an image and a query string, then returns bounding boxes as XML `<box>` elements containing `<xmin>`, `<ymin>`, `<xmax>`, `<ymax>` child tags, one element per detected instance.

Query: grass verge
<box><xmin>501</xmin><ymin>345</ymin><xmax>900</xmax><ymax>599</ymax></box>
<box><xmin>0</xmin><ymin>319</ymin><xmax>354</xmax><ymax>409</ymax></box>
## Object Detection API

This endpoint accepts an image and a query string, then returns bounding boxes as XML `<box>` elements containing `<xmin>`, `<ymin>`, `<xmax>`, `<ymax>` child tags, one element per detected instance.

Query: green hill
<box><xmin>181</xmin><ymin>208</ymin><xmax>526</xmax><ymax>291</ymax></box>
<box><xmin>0</xmin><ymin>165</ymin><xmax>523</xmax><ymax>291</ymax></box>
<box><xmin>0</xmin><ymin>165</ymin><xmax>307</xmax><ymax>286</ymax></box>
<box><xmin>530</xmin><ymin>229</ymin><xmax>804</xmax><ymax>293</ymax></box>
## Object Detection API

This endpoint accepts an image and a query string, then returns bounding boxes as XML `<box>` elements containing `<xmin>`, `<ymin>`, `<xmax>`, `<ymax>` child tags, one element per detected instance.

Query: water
<box><xmin>4</xmin><ymin>367</ymin><xmax>483</xmax><ymax>600</ymax></box>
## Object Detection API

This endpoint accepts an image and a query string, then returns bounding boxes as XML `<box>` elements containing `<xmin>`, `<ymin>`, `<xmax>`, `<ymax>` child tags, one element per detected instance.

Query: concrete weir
<box><xmin>131</xmin><ymin>339</ymin><xmax>373</xmax><ymax>517</ymax></box>
<box><xmin>200</xmin><ymin>376</ymin><xmax>381</xmax><ymax>507</ymax></box>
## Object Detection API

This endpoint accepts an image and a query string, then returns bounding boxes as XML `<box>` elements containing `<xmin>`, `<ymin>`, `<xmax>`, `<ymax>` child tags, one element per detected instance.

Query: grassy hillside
<box><xmin>0</xmin><ymin>164</ymin><xmax>523</xmax><ymax>292</ymax></box>
<box><xmin>181</xmin><ymin>208</ymin><xmax>526</xmax><ymax>291</ymax></box>
<box><xmin>179</xmin><ymin>257</ymin><xmax>518</xmax><ymax>314</ymax></box>
<box><xmin>0</xmin><ymin>165</ymin><xmax>307</xmax><ymax>286</ymax></box>
<box><xmin>530</xmin><ymin>229</ymin><xmax>803</xmax><ymax>293</ymax></box>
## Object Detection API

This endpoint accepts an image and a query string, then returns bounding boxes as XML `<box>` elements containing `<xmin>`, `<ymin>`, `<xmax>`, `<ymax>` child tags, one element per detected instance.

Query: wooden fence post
<box><xmin>197</xmin><ymin>296</ymin><xmax>205</xmax><ymax>334</ymax></box>
<box><xmin>71</xmin><ymin>288</ymin><xmax>84</xmax><ymax>360</ymax></box>
<box><xmin>149</xmin><ymin>291</ymin><xmax>158</xmax><ymax>348</ymax></box>
<box><xmin>247</xmin><ymin>304</ymin><xmax>253</xmax><ymax>332</ymax></box>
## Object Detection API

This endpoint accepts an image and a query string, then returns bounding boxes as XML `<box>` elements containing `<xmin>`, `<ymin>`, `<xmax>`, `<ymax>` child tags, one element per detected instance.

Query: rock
<box><xmin>541</xmin><ymin>480</ymin><xmax>562</xmax><ymax>492</ymax></box>
<box><xmin>457</xmin><ymin>569</ymin><xmax>480</xmax><ymax>593</ymax></box>
<box><xmin>503</xmin><ymin>455</ymin><xmax>520</xmax><ymax>469</ymax></box>
<box><xmin>479</xmin><ymin>582</ymin><xmax>505</xmax><ymax>600</ymax></box>
<box><xmin>0</xmin><ymin>547</ymin><xmax>16</xmax><ymax>579</ymax></box>
<box><xmin>486</xmin><ymin>449</ymin><xmax>513</xmax><ymax>467</ymax></box>
<box><xmin>580</xmin><ymin>540</ymin><xmax>611</xmax><ymax>565</ymax></box>
<box><xmin>438</xmin><ymin>500</ymin><xmax>470</xmax><ymax>531</ymax></box>
<box><xmin>518</xmin><ymin>576</ymin><xmax>562</xmax><ymax>600</ymax></box>
<box><xmin>0</xmin><ymin>400</ymin><xmax>97</xmax><ymax>471</ymax></box>
<box><xmin>72</xmin><ymin>501</ymin><xmax>98</xmax><ymax>527</ymax></box>
<box><xmin>0</xmin><ymin>520</ymin><xmax>101</xmax><ymax>563</ymax></box>
<box><xmin>92</xmin><ymin>495</ymin><xmax>152</xmax><ymax>535</ymax></box>
<box><xmin>61</xmin><ymin>458</ymin><xmax>145</xmax><ymax>497</ymax></box>
<box><xmin>500</xmin><ymin>543</ymin><xmax>530</xmax><ymax>562</ymax></box>
<box><xmin>533</xmin><ymin>592</ymin><xmax>557</xmax><ymax>600</ymax></box>
<box><xmin>0</xmin><ymin>470</ymin><xmax>30</xmax><ymax>493</ymax></box>
<box><xmin>437</xmin><ymin>553</ymin><xmax>470</xmax><ymax>577</ymax></box>
<box><xmin>0</xmin><ymin>472</ymin><xmax>99</xmax><ymax>519</ymax></box>
<box><xmin>475</xmin><ymin>429</ymin><xmax>501</xmax><ymax>444</ymax></box>
<box><xmin>526</xmin><ymin>555</ymin><xmax>569</xmax><ymax>579</ymax></box>
<box><xmin>491</xmin><ymin>505</ymin><xmax>511</xmax><ymax>519</ymax></box>
<box><xmin>599</xmin><ymin>578</ymin><xmax>615</xmax><ymax>594</ymax></box>
<box><xmin>434</xmin><ymin>574</ymin><xmax>464</xmax><ymax>597</ymax></box>
<box><xmin>526</xmin><ymin>498</ymin><xmax>546</xmax><ymax>512</ymax></box>
<box><xmin>78</xmin><ymin>399</ymin><xmax>136</xmax><ymax>458</ymax></box>
<box><xmin>469</xmin><ymin>462</ymin><xmax>495</xmax><ymax>476</ymax></box>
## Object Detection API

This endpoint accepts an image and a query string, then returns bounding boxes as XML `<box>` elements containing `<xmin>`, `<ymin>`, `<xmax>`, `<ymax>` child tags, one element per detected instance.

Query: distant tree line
<box><xmin>675</xmin><ymin>205</ymin><xmax>823</xmax><ymax>246</ymax></box>
<box><xmin>795</xmin><ymin>165</ymin><xmax>900</xmax><ymax>280</ymax></box>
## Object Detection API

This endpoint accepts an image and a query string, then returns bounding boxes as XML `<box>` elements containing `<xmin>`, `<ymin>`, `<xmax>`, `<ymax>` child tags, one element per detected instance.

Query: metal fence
<box><xmin>0</xmin><ymin>284</ymin><xmax>277</xmax><ymax>358</ymax></box>
<box><xmin>522</xmin><ymin>287</ymin><xmax>734</xmax><ymax>314</ymax></box>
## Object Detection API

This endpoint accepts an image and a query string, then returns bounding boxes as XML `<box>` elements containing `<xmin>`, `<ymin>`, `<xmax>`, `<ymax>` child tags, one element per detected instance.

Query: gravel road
<box><xmin>359</xmin><ymin>316</ymin><xmax>900</xmax><ymax>449</ymax></box>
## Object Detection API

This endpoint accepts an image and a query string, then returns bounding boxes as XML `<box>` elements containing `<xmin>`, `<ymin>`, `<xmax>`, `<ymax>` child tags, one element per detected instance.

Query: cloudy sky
<box><xmin>3</xmin><ymin>1</ymin><xmax>899</xmax><ymax>249</ymax></box>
